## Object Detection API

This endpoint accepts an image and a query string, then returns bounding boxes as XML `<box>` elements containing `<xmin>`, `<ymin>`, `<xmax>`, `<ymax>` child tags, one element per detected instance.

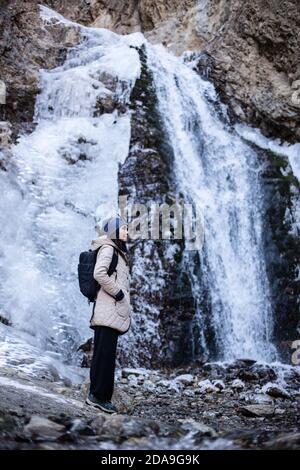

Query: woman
<box><xmin>86</xmin><ymin>215</ymin><xmax>131</xmax><ymax>414</ymax></box>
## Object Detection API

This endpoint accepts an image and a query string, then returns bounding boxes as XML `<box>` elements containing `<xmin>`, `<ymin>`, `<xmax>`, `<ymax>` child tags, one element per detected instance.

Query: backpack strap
<box><xmin>90</xmin><ymin>246</ymin><xmax>118</xmax><ymax>308</ymax></box>
<box><xmin>107</xmin><ymin>248</ymin><xmax>118</xmax><ymax>276</ymax></box>
<box><xmin>94</xmin><ymin>245</ymin><xmax>118</xmax><ymax>276</ymax></box>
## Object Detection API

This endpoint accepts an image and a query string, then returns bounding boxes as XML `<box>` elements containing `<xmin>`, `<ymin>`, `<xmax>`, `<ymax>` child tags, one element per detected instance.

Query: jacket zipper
<box><xmin>115</xmin><ymin>270</ymin><xmax>117</xmax><ymax>305</ymax></box>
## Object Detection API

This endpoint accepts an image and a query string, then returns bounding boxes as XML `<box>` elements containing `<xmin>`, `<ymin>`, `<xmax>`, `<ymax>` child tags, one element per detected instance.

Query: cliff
<box><xmin>42</xmin><ymin>0</ymin><xmax>300</xmax><ymax>142</ymax></box>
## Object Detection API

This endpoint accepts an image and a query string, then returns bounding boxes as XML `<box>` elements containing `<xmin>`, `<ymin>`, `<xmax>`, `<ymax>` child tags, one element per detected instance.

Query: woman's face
<box><xmin>119</xmin><ymin>224</ymin><xmax>128</xmax><ymax>242</ymax></box>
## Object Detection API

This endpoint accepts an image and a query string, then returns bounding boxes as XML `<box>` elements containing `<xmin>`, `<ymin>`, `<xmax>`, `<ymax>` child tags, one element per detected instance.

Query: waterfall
<box><xmin>0</xmin><ymin>7</ymin><xmax>142</xmax><ymax>369</ymax></box>
<box><xmin>147</xmin><ymin>44</ymin><xmax>278</xmax><ymax>362</ymax></box>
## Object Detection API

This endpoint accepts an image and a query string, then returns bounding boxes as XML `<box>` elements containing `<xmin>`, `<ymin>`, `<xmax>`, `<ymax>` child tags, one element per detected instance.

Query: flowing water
<box><xmin>147</xmin><ymin>44</ymin><xmax>278</xmax><ymax>362</ymax></box>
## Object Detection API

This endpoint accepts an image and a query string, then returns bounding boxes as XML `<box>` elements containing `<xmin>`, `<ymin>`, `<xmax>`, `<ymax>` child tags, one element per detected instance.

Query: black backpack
<box><xmin>78</xmin><ymin>246</ymin><xmax>118</xmax><ymax>303</ymax></box>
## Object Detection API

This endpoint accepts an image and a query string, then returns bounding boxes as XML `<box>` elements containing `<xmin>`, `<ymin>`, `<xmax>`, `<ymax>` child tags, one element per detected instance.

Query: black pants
<box><xmin>89</xmin><ymin>325</ymin><xmax>119</xmax><ymax>402</ymax></box>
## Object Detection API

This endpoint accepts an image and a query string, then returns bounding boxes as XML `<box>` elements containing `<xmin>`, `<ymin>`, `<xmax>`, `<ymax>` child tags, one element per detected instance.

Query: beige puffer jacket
<box><xmin>90</xmin><ymin>235</ymin><xmax>131</xmax><ymax>334</ymax></box>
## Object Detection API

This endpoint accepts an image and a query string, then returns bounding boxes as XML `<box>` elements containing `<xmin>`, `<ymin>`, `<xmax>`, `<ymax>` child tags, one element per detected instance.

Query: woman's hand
<box><xmin>115</xmin><ymin>289</ymin><xmax>125</xmax><ymax>301</ymax></box>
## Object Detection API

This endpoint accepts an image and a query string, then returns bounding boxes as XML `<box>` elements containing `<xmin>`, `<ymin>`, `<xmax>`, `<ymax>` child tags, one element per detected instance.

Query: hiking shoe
<box><xmin>86</xmin><ymin>393</ymin><xmax>118</xmax><ymax>414</ymax></box>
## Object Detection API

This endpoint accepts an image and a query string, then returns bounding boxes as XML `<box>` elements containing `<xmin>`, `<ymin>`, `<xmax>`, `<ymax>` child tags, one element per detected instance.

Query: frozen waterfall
<box><xmin>0</xmin><ymin>7</ymin><xmax>142</xmax><ymax>371</ymax></box>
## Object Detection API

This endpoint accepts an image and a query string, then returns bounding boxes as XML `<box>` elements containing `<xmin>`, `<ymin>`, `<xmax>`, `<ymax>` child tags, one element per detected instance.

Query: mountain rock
<box><xmin>42</xmin><ymin>0</ymin><xmax>300</xmax><ymax>143</ymax></box>
<box><xmin>0</xmin><ymin>0</ymin><xmax>80</xmax><ymax>142</ymax></box>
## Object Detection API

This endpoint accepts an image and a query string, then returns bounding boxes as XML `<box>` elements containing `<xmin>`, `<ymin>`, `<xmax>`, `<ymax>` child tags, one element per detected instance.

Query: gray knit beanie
<box><xmin>98</xmin><ymin>215</ymin><xmax>127</xmax><ymax>237</ymax></box>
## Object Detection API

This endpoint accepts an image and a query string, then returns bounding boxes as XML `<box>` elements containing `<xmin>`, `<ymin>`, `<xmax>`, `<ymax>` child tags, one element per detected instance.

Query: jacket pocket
<box><xmin>116</xmin><ymin>294</ymin><xmax>130</xmax><ymax>318</ymax></box>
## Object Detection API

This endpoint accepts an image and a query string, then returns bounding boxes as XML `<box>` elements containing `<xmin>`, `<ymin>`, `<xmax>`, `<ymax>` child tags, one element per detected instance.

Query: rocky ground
<box><xmin>0</xmin><ymin>360</ymin><xmax>299</xmax><ymax>450</ymax></box>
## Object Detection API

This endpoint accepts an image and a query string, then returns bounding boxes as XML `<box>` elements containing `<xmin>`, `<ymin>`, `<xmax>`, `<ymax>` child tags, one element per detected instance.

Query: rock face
<box><xmin>258</xmin><ymin>147</ymin><xmax>300</xmax><ymax>356</ymax></box>
<box><xmin>44</xmin><ymin>0</ymin><xmax>196</xmax><ymax>35</ymax></box>
<box><xmin>0</xmin><ymin>0</ymin><xmax>80</xmax><ymax>142</ymax></box>
<box><xmin>196</xmin><ymin>0</ymin><xmax>300</xmax><ymax>143</ymax></box>
<box><xmin>43</xmin><ymin>0</ymin><xmax>300</xmax><ymax>143</ymax></box>
<box><xmin>117</xmin><ymin>45</ymin><xmax>198</xmax><ymax>368</ymax></box>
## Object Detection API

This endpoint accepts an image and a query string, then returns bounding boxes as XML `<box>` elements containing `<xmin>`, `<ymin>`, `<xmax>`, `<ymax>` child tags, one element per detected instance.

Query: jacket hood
<box><xmin>90</xmin><ymin>234</ymin><xmax>119</xmax><ymax>251</ymax></box>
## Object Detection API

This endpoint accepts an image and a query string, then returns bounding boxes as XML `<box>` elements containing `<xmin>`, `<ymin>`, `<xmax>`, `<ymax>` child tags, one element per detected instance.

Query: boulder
<box><xmin>239</xmin><ymin>405</ymin><xmax>275</xmax><ymax>418</ymax></box>
<box><xmin>231</xmin><ymin>379</ymin><xmax>245</xmax><ymax>390</ymax></box>
<box><xmin>121</xmin><ymin>368</ymin><xmax>150</xmax><ymax>378</ymax></box>
<box><xmin>24</xmin><ymin>415</ymin><xmax>65</xmax><ymax>441</ymax></box>
<box><xmin>178</xmin><ymin>418</ymin><xmax>217</xmax><ymax>438</ymax></box>
<box><xmin>262</xmin><ymin>383</ymin><xmax>291</xmax><ymax>399</ymax></box>
<box><xmin>174</xmin><ymin>373</ymin><xmax>195</xmax><ymax>386</ymax></box>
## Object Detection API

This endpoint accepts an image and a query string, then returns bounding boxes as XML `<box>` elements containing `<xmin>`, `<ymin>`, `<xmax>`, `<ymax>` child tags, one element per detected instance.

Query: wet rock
<box><xmin>197</xmin><ymin>379</ymin><xmax>218</xmax><ymax>393</ymax></box>
<box><xmin>251</xmin><ymin>365</ymin><xmax>277</xmax><ymax>383</ymax></box>
<box><xmin>112</xmin><ymin>386</ymin><xmax>135</xmax><ymax>414</ymax></box>
<box><xmin>142</xmin><ymin>380</ymin><xmax>156</xmax><ymax>392</ymax></box>
<box><xmin>100</xmin><ymin>414</ymin><xmax>160</xmax><ymax>443</ymax></box>
<box><xmin>68</xmin><ymin>418</ymin><xmax>92</xmax><ymax>435</ymax></box>
<box><xmin>264</xmin><ymin>432</ymin><xmax>300</xmax><ymax>450</ymax></box>
<box><xmin>274</xmin><ymin>408</ymin><xmax>286</xmax><ymax>416</ymax></box>
<box><xmin>78</xmin><ymin>337</ymin><xmax>93</xmax><ymax>368</ymax></box>
<box><xmin>121</xmin><ymin>368</ymin><xmax>150</xmax><ymax>378</ymax></box>
<box><xmin>258</xmin><ymin>148</ymin><xmax>300</xmax><ymax>351</ymax></box>
<box><xmin>239</xmin><ymin>405</ymin><xmax>275</xmax><ymax>418</ymax></box>
<box><xmin>201</xmin><ymin>363</ymin><xmax>227</xmax><ymax>379</ymax></box>
<box><xmin>234</xmin><ymin>359</ymin><xmax>257</xmax><ymax>367</ymax></box>
<box><xmin>237</xmin><ymin>363</ymin><xmax>277</xmax><ymax>384</ymax></box>
<box><xmin>90</xmin><ymin>414</ymin><xmax>106</xmax><ymax>435</ymax></box>
<box><xmin>212</xmin><ymin>380</ymin><xmax>225</xmax><ymax>391</ymax></box>
<box><xmin>24</xmin><ymin>416</ymin><xmax>65</xmax><ymax>441</ymax></box>
<box><xmin>0</xmin><ymin>411</ymin><xmax>18</xmax><ymax>435</ymax></box>
<box><xmin>237</xmin><ymin>370</ymin><xmax>259</xmax><ymax>382</ymax></box>
<box><xmin>231</xmin><ymin>379</ymin><xmax>245</xmax><ymax>390</ymax></box>
<box><xmin>239</xmin><ymin>392</ymin><xmax>274</xmax><ymax>405</ymax></box>
<box><xmin>262</xmin><ymin>383</ymin><xmax>291</xmax><ymax>399</ymax></box>
<box><xmin>127</xmin><ymin>375</ymin><xmax>139</xmax><ymax>387</ymax></box>
<box><xmin>178</xmin><ymin>418</ymin><xmax>217</xmax><ymax>438</ymax></box>
<box><xmin>174</xmin><ymin>374</ymin><xmax>195</xmax><ymax>386</ymax></box>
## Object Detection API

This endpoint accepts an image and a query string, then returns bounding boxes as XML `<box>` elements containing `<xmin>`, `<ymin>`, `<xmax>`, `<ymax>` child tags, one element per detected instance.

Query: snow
<box><xmin>235</xmin><ymin>123</ymin><xmax>300</xmax><ymax>184</ymax></box>
<box><xmin>0</xmin><ymin>323</ymin><xmax>86</xmax><ymax>385</ymax></box>
<box><xmin>0</xmin><ymin>375</ymin><xmax>84</xmax><ymax>406</ymax></box>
